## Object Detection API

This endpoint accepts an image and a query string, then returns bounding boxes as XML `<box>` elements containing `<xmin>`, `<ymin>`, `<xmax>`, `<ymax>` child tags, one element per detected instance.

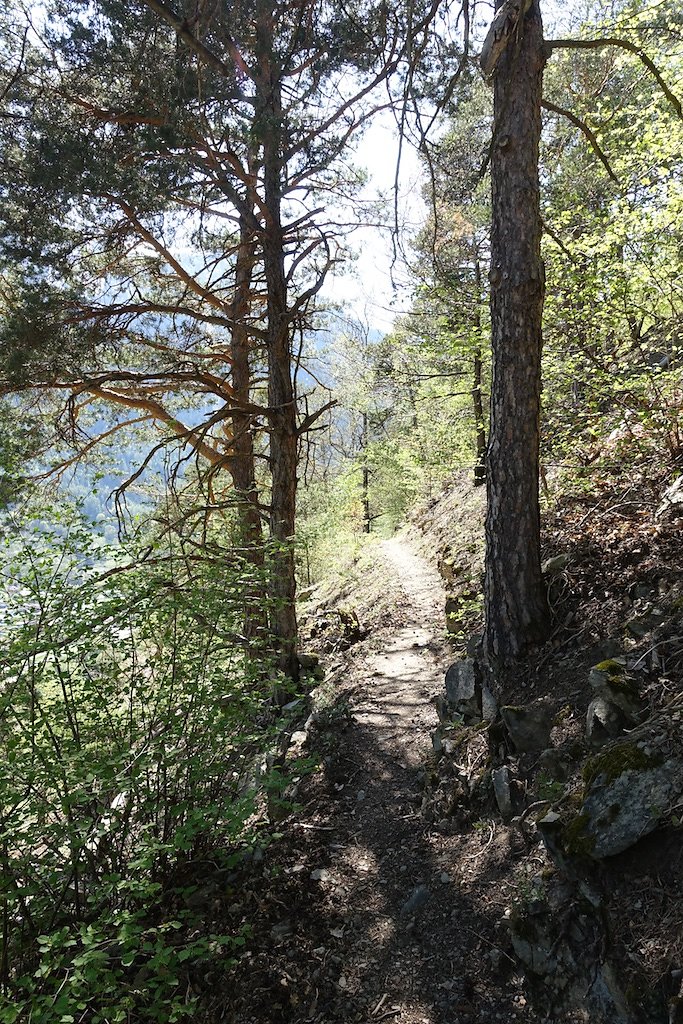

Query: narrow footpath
<box><xmin>227</xmin><ymin>534</ymin><xmax>533</xmax><ymax>1024</ymax></box>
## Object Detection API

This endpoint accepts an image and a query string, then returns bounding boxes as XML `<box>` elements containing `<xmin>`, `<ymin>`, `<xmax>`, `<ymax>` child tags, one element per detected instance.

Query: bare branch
<box><xmin>297</xmin><ymin>398</ymin><xmax>338</xmax><ymax>436</ymax></box>
<box><xmin>139</xmin><ymin>0</ymin><xmax>252</xmax><ymax>83</ymax></box>
<box><xmin>104</xmin><ymin>197</ymin><xmax>233</xmax><ymax>314</ymax></box>
<box><xmin>542</xmin><ymin>98</ymin><xmax>619</xmax><ymax>183</ymax></box>
<box><xmin>546</xmin><ymin>37</ymin><xmax>682</xmax><ymax>118</ymax></box>
<box><xmin>0</xmin><ymin>25</ymin><xmax>29</xmax><ymax>105</ymax></box>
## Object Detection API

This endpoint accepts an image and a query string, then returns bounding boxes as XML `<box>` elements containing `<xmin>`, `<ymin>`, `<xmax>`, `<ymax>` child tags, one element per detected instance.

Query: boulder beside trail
<box><xmin>500</xmin><ymin>699</ymin><xmax>554</xmax><ymax>753</ymax></box>
<box><xmin>444</xmin><ymin>658</ymin><xmax>497</xmax><ymax>722</ymax></box>
<box><xmin>543</xmin><ymin>709</ymin><xmax>683</xmax><ymax>863</ymax></box>
<box><xmin>569</xmin><ymin>749</ymin><xmax>683</xmax><ymax>859</ymax></box>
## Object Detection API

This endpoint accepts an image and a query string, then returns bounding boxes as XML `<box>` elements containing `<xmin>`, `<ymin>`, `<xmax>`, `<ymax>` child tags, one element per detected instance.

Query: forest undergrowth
<box><xmin>224</xmin><ymin>453</ymin><xmax>683</xmax><ymax>1024</ymax></box>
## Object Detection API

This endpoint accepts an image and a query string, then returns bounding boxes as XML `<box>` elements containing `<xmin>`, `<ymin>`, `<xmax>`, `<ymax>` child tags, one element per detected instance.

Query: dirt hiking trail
<box><xmin>353</xmin><ymin>537</ymin><xmax>449</xmax><ymax>767</ymax></box>
<box><xmin>226</xmin><ymin>533</ymin><xmax>539</xmax><ymax>1024</ymax></box>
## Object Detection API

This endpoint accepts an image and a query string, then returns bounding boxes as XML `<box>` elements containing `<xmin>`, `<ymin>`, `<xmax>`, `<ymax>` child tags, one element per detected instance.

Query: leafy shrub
<box><xmin>0</xmin><ymin>502</ymin><xmax>286</xmax><ymax>1021</ymax></box>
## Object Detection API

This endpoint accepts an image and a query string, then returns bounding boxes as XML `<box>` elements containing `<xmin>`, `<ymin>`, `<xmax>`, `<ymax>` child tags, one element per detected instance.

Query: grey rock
<box><xmin>492</xmin><ymin>766</ymin><xmax>514</xmax><ymax>821</ymax></box>
<box><xmin>445</xmin><ymin>658</ymin><xmax>476</xmax><ymax>704</ymax></box>
<box><xmin>574</xmin><ymin>755</ymin><xmax>683</xmax><ymax>858</ymax></box>
<box><xmin>310</xmin><ymin>867</ymin><xmax>331</xmax><ymax>882</ymax></box>
<box><xmin>655</xmin><ymin>475</ymin><xmax>683</xmax><ymax>523</ymax></box>
<box><xmin>537</xmin><ymin>748</ymin><xmax>568</xmax><ymax>782</ymax></box>
<box><xmin>289</xmin><ymin>729</ymin><xmax>309</xmax><ymax>750</ymax></box>
<box><xmin>297</xmin><ymin>651</ymin><xmax>320</xmax><ymax>670</ymax></box>
<box><xmin>506</xmin><ymin>878</ymin><xmax>633</xmax><ymax>1023</ymax></box>
<box><xmin>282</xmin><ymin>697</ymin><xmax>303</xmax><ymax>713</ymax></box>
<box><xmin>445</xmin><ymin>659</ymin><xmax>480</xmax><ymax>719</ymax></box>
<box><xmin>501</xmin><ymin>700</ymin><xmax>553</xmax><ymax>752</ymax></box>
<box><xmin>400</xmin><ymin>884</ymin><xmax>431</xmax><ymax>917</ymax></box>
<box><xmin>481</xmin><ymin>684</ymin><xmax>498</xmax><ymax>722</ymax></box>
<box><xmin>508</xmin><ymin>912</ymin><xmax>555</xmax><ymax>976</ymax></box>
<box><xmin>589</xmin><ymin>663</ymin><xmax>642</xmax><ymax>721</ymax></box>
<box><xmin>586</xmin><ymin>697</ymin><xmax>628</xmax><ymax>748</ymax></box>
<box><xmin>542</xmin><ymin>553</ymin><xmax>570</xmax><ymax>575</ymax></box>
<box><xmin>538</xmin><ymin>809</ymin><xmax>580</xmax><ymax>874</ymax></box>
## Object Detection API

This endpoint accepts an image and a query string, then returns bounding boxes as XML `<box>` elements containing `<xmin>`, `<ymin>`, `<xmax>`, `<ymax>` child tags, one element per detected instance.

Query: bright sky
<box><xmin>321</xmin><ymin>1</ymin><xmax>577</xmax><ymax>335</ymax></box>
<box><xmin>321</xmin><ymin>117</ymin><xmax>426</xmax><ymax>335</ymax></box>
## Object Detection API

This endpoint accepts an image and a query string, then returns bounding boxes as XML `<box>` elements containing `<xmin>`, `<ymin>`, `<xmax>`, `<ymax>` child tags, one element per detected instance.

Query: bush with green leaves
<box><xmin>0</xmin><ymin>501</ymin><xmax>292</xmax><ymax>1022</ymax></box>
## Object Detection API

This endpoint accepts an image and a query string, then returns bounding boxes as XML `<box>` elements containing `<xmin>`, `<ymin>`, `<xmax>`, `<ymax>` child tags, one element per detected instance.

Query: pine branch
<box><xmin>546</xmin><ymin>37</ymin><xmax>682</xmax><ymax>118</ymax></box>
<box><xmin>541</xmin><ymin>98</ymin><xmax>619</xmax><ymax>183</ymax></box>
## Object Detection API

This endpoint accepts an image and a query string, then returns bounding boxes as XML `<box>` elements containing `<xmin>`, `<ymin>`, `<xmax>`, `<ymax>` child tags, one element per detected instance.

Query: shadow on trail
<box><xmin>224</xmin><ymin>680</ymin><xmax>531</xmax><ymax>1024</ymax></box>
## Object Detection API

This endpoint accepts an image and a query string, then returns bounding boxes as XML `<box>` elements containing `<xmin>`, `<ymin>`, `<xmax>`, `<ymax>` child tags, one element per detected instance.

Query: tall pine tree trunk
<box><xmin>228</xmin><ymin>203</ymin><xmax>268</xmax><ymax>639</ymax></box>
<box><xmin>256</xmin><ymin>4</ymin><xmax>299</xmax><ymax>682</ymax></box>
<box><xmin>484</xmin><ymin>0</ymin><xmax>550</xmax><ymax>664</ymax></box>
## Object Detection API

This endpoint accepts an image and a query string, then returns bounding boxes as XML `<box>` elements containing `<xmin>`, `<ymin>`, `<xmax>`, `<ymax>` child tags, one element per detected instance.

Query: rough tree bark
<box><xmin>228</xmin><ymin>200</ymin><xmax>268</xmax><ymax>639</ymax></box>
<box><xmin>256</xmin><ymin>3</ymin><xmax>299</xmax><ymax>682</ymax></box>
<box><xmin>484</xmin><ymin>0</ymin><xmax>551</xmax><ymax>664</ymax></box>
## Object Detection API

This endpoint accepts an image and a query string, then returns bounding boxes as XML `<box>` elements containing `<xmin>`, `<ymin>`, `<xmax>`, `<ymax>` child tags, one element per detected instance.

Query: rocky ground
<box><xmin>202</xmin><ymin>465</ymin><xmax>683</xmax><ymax>1024</ymax></box>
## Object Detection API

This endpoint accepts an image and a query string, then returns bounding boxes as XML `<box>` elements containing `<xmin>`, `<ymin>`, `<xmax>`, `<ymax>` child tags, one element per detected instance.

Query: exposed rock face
<box><xmin>444</xmin><ymin>658</ymin><xmax>498</xmax><ymax>722</ymax></box>
<box><xmin>506</xmin><ymin>880</ymin><xmax>635</xmax><ymax>1024</ymax></box>
<box><xmin>573</xmin><ymin>755</ymin><xmax>683</xmax><ymax>859</ymax></box>
<box><xmin>500</xmin><ymin>699</ymin><xmax>553</xmax><ymax>752</ymax></box>
<box><xmin>655</xmin><ymin>474</ymin><xmax>683</xmax><ymax>523</ymax></box>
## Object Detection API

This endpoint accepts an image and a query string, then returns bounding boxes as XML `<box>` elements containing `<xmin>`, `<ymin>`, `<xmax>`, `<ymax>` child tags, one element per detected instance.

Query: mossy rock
<box><xmin>582</xmin><ymin>742</ymin><xmax>660</xmax><ymax>790</ymax></box>
<box><xmin>589</xmin><ymin>664</ymin><xmax>642</xmax><ymax>720</ymax></box>
<box><xmin>563</xmin><ymin>812</ymin><xmax>596</xmax><ymax>858</ymax></box>
<box><xmin>591</xmin><ymin>658</ymin><xmax>625</xmax><ymax>676</ymax></box>
<box><xmin>571</xmin><ymin>744</ymin><xmax>681</xmax><ymax>858</ymax></box>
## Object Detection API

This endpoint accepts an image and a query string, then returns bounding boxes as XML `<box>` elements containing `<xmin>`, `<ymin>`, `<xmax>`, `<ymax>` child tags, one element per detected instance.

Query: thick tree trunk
<box><xmin>229</xmin><ymin>206</ymin><xmax>268</xmax><ymax>639</ymax></box>
<box><xmin>484</xmin><ymin>0</ymin><xmax>550</xmax><ymax>664</ymax></box>
<box><xmin>256</xmin><ymin>6</ymin><xmax>299</xmax><ymax>683</ymax></box>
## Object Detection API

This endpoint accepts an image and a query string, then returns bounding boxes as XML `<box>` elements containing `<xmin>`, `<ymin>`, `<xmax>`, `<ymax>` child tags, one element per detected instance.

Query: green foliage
<box><xmin>297</xmin><ymin>467</ymin><xmax>368</xmax><ymax>584</ymax></box>
<box><xmin>541</xmin><ymin>3</ymin><xmax>683</xmax><ymax>468</ymax></box>
<box><xmin>0</xmin><ymin>501</ymin><xmax>287</xmax><ymax>1020</ymax></box>
<box><xmin>0</xmin><ymin>400</ymin><xmax>44</xmax><ymax>508</ymax></box>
